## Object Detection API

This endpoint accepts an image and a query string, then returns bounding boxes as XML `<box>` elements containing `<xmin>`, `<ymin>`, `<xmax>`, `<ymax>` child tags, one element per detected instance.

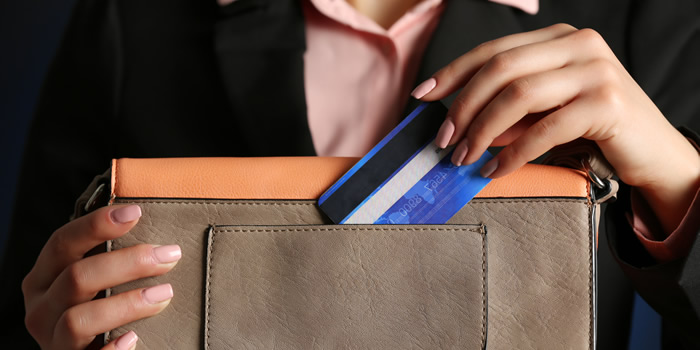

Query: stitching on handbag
<box><xmin>117</xmin><ymin>198</ymin><xmax>586</xmax><ymax>205</ymax></box>
<box><xmin>587</xmin><ymin>203</ymin><xmax>593</xmax><ymax>350</ymax></box>
<box><xmin>105</xmin><ymin>165</ymin><xmax>119</xmax><ymax>344</ymax></box>
<box><xmin>113</xmin><ymin>161</ymin><xmax>117</xmax><ymax>201</ymax></box>
<box><xmin>120</xmin><ymin>201</ymin><xmax>318</xmax><ymax>205</ymax></box>
<box><xmin>215</xmin><ymin>227</ymin><xmax>483</xmax><ymax>233</ymax></box>
<box><xmin>586</xmin><ymin>177</ymin><xmax>591</xmax><ymax>201</ymax></box>
<box><xmin>104</xmin><ymin>240</ymin><xmax>114</xmax><ymax>343</ymax></box>
<box><xmin>208</xmin><ymin>226</ymin><xmax>486</xmax><ymax>347</ymax></box>
<box><xmin>462</xmin><ymin>199</ymin><xmax>585</xmax><ymax>204</ymax></box>
<box><xmin>480</xmin><ymin>226</ymin><xmax>487</xmax><ymax>350</ymax></box>
<box><xmin>206</xmin><ymin>228</ymin><xmax>215</xmax><ymax>350</ymax></box>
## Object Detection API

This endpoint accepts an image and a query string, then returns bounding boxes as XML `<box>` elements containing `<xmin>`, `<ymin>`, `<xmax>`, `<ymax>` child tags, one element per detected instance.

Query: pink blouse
<box><xmin>302</xmin><ymin>0</ymin><xmax>536</xmax><ymax>156</ymax></box>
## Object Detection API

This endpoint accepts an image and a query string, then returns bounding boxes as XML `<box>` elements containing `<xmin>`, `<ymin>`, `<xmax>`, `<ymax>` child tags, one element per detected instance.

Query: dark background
<box><xmin>1</xmin><ymin>0</ymin><xmax>77</xmax><ymax>259</ymax></box>
<box><xmin>0</xmin><ymin>1</ymin><xmax>661</xmax><ymax>348</ymax></box>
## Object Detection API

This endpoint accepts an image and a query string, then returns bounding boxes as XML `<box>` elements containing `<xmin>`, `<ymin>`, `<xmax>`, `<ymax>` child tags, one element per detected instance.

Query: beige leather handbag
<box><xmin>75</xmin><ymin>156</ymin><xmax>614</xmax><ymax>349</ymax></box>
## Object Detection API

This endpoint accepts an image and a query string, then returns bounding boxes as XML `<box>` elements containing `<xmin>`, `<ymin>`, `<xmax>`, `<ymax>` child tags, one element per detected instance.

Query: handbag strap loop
<box><xmin>70</xmin><ymin>168</ymin><xmax>111</xmax><ymax>221</ymax></box>
<box><xmin>543</xmin><ymin>139</ymin><xmax>619</xmax><ymax>204</ymax></box>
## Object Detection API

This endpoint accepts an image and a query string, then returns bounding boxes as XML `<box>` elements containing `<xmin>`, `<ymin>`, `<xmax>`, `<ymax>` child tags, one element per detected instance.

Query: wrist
<box><xmin>637</xmin><ymin>135</ymin><xmax>700</xmax><ymax>236</ymax></box>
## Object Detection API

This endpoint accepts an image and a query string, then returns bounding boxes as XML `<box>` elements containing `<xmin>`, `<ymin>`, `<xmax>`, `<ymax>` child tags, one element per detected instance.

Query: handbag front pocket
<box><xmin>204</xmin><ymin>224</ymin><xmax>488</xmax><ymax>350</ymax></box>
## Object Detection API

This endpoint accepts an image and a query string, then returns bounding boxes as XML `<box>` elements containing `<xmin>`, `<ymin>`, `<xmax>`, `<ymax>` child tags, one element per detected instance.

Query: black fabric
<box><xmin>607</xmin><ymin>174</ymin><xmax>700</xmax><ymax>348</ymax></box>
<box><xmin>606</xmin><ymin>127</ymin><xmax>700</xmax><ymax>348</ymax></box>
<box><xmin>214</xmin><ymin>0</ymin><xmax>316</xmax><ymax>156</ymax></box>
<box><xmin>2</xmin><ymin>0</ymin><xmax>699</xmax><ymax>348</ymax></box>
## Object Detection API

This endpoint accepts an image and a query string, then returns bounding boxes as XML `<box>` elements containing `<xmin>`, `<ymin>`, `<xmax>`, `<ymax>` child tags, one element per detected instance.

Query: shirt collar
<box><xmin>218</xmin><ymin>0</ymin><xmax>538</xmax><ymax>15</ymax></box>
<box><xmin>488</xmin><ymin>0</ymin><xmax>539</xmax><ymax>14</ymax></box>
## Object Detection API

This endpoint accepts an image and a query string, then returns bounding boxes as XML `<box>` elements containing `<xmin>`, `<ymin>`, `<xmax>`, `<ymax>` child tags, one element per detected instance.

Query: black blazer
<box><xmin>3</xmin><ymin>0</ymin><xmax>699</xmax><ymax>348</ymax></box>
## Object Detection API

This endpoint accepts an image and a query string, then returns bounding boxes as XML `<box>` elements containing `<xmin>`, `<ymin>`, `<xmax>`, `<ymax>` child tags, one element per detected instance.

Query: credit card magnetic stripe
<box><xmin>318</xmin><ymin>102</ymin><xmax>446</xmax><ymax>224</ymax></box>
<box><xmin>343</xmin><ymin>142</ymin><xmax>452</xmax><ymax>224</ymax></box>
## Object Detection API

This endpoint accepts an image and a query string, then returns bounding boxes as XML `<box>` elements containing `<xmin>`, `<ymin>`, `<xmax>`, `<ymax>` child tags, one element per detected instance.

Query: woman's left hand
<box><xmin>412</xmin><ymin>23</ymin><xmax>700</xmax><ymax>235</ymax></box>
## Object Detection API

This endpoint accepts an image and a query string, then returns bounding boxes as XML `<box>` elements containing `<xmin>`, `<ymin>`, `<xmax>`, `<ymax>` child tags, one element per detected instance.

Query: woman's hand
<box><xmin>22</xmin><ymin>205</ymin><xmax>181</xmax><ymax>349</ymax></box>
<box><xmin>413</xmin><ymin>23</ymin><xmax>700</xmax><ymax>235</ymax></box>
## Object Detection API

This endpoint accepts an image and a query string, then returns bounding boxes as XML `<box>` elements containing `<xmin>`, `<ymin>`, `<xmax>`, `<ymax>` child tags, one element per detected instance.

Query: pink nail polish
<box><xmin>435</xmin><ymin>119</ymin><xmax>455</xmax><ymax>149</ymax></box>
<box><xmin>411</xmin><ymin>78</ymin><xmax>437</xmax><ymax>99</ymax></box>
<box><xmin>142</xmin><ymin>283</ymin><xmax>173</xmax><ymax>304</ymax></box>
<box><xmin>110</xmin><ymin>205</ymin><xmax>142</xmax><ymax>224</ymax></box>
<box><xmin>451</xmin><ymin>139</ymin><xmax>469</xmax><ymax>166</ymax></box>
<box><xmin>153</xmin><ymin>245</ymin><xmax>182</xmax><ymax>264</ymax></box>
<box><xmin>115</xmin><ymin>330</ymin><xmax>138</xmax><ymax>350</ymax></box>
<box><xmin>480</xmin><ymin>159</ymin><xmax>499</xmax><ymax>178</ymax></box>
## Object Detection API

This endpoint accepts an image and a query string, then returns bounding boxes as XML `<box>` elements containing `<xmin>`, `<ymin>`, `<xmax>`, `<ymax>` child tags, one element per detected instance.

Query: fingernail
<box><xmin>411</xmin><ymin>78</ymin><xmax>436</xmax><ymax>99</ymax></box>
<box><xmin>481</xmin><ymin>159</ymin><xmax>499</xmax><ymax>178</ymax></box>
<box><xmin>435</xmin><ymin>119</ymin><xmax>455</xmax><ymax>149</ymax></box>
<box><xmin>115</xmin><ymin>330</ymin><xmax>138</xmax><ymax>350</ymax></box>
<box><xmin>110</xmin><ymin>205</ymin><xmax>142</xmax><ymax>224</ymax></box>
<box><xmin>451</xmin><ymin>138</ymin><xmax>469</xmax><ymax>166</ymax></box>
<box><xmin>153</xmin><ymin>245</ymin><xmax>182</xmax><ymax>264</ymax></box>
<box><xmin>142</xmin><ymin>283</ymin><xmax>173</xmax><ymax>304</ymax></box>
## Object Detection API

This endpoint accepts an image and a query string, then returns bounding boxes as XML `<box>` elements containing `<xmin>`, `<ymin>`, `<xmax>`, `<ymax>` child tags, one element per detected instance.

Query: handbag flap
<box><xmin>110</xmin><ymin>157</ymin><xmax>590</xmax><ymax>200</ymax></box>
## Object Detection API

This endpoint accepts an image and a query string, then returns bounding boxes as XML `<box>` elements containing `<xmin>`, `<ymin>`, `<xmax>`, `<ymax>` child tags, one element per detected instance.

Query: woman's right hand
<box><xmin>21</xmin><ymin>205</ymin><xmax>182</xmax><ymax>350</ymax></box>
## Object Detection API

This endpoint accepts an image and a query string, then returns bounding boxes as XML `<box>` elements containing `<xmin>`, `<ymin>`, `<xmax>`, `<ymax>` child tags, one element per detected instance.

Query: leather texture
<box><xmin>111</xmin><ymin>158</ymin><xmax>590</xmax><ymax>199</ymax></box>
<box><xmin>104</xmin><ymin>157</ymin><xmax>595</xmax><ymax>349</ymax></box>
<box><xmin>450</xmin><ymin>199</ymin><xmax>593</xmax><ymax>349</ymax></box>
<box><xmin>107</xmin><ymin>197</ymin><xmax>593</xmax><ymax>349</ymax></box>
<box><xmin>205</xmin><ymin>225</ymin><xmax>487</xmax><ymax>349</ymax></box>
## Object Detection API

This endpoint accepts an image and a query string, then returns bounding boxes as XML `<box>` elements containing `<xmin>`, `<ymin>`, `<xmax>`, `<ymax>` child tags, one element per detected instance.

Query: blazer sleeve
<box><xmin>0</xmin><ymin>0</ymin><xmax>120</xmax><ymax>347</ymax></box>
<box><xmin>606</xmin><ymin>0</ymin><xmax>700</xmax><ymax>346</ymax></box>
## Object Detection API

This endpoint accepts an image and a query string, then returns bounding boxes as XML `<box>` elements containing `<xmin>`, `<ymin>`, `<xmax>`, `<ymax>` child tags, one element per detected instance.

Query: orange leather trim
<box><xmin>112</xmin><ymin>157</ymin><xmax>589</xmax><ymax>200</ymax></box>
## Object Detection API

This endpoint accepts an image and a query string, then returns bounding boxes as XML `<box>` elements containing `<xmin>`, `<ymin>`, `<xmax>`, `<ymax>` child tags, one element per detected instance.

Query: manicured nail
<box><xmin>411</xmin><ymin>78</ymin><xmax>436</xmax><ymax>99</ymax></box>
<box><xmin>115</xmin><ymin>330</ymin><xmax>138</xmax><ymax>350</ymax></box>
<box><xmin>481</xmin><ymin>159</ymin><xmax>499</xmax><ymax>178</ymax></box>
<box><xmin>451</xmin><ymin>138</ymin><xmax>469</xmax><ymax>166</ymax></box>
<box><xmin>110</xmin><ymin>205</ymin><xmax>142</xmax><ymax>224</ymax></box>
<box><xmin>435</xmin><ymin>119</ymin><xmax>455</xmax><ymax>149</ymax></box>
<box><xmin>153</xmin><ymin>245</ymin><xmax>182</xmax><ymax>264</ymax></box>
<box><xmin>142</xmin><ymin>283</ymin><xmax>173</xmax><ymax>304</ymax></box>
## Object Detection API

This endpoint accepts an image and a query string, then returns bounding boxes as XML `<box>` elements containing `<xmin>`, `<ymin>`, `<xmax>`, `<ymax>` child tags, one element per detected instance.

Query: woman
<box><xmin>3</xmin><ymin>0</ymin><xmax>699</xmax><ymax>348</ymax></box>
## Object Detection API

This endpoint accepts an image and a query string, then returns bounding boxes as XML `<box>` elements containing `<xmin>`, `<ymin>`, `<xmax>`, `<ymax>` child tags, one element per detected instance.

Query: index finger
<box><xmin>23</xmin><ymin>205</ymin><xmax>142</xmax><ymax>292</ymax></box>
<box><xmin>412</xmin><ymin>23</ymin><xmax>577</xmax><ymax>101</ymax></box>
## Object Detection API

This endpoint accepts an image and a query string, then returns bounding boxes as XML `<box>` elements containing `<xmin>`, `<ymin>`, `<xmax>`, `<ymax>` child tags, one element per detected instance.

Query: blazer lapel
<box><xmin>406</xmin><ymin>0</ymin><xmax>527</xmax><ymax>114</ymax></box>
<box><xmin>214</xmin><ymin>0</ymin><xmax>316</xmax><ymax>156</ymax></box>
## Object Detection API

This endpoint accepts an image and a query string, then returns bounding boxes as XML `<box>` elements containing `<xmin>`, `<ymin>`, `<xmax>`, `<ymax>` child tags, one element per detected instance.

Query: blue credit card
<box><xmin>319</xmin><ymin>102</ymin><xmax>492</xmax><ymax>224</ymax></box>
